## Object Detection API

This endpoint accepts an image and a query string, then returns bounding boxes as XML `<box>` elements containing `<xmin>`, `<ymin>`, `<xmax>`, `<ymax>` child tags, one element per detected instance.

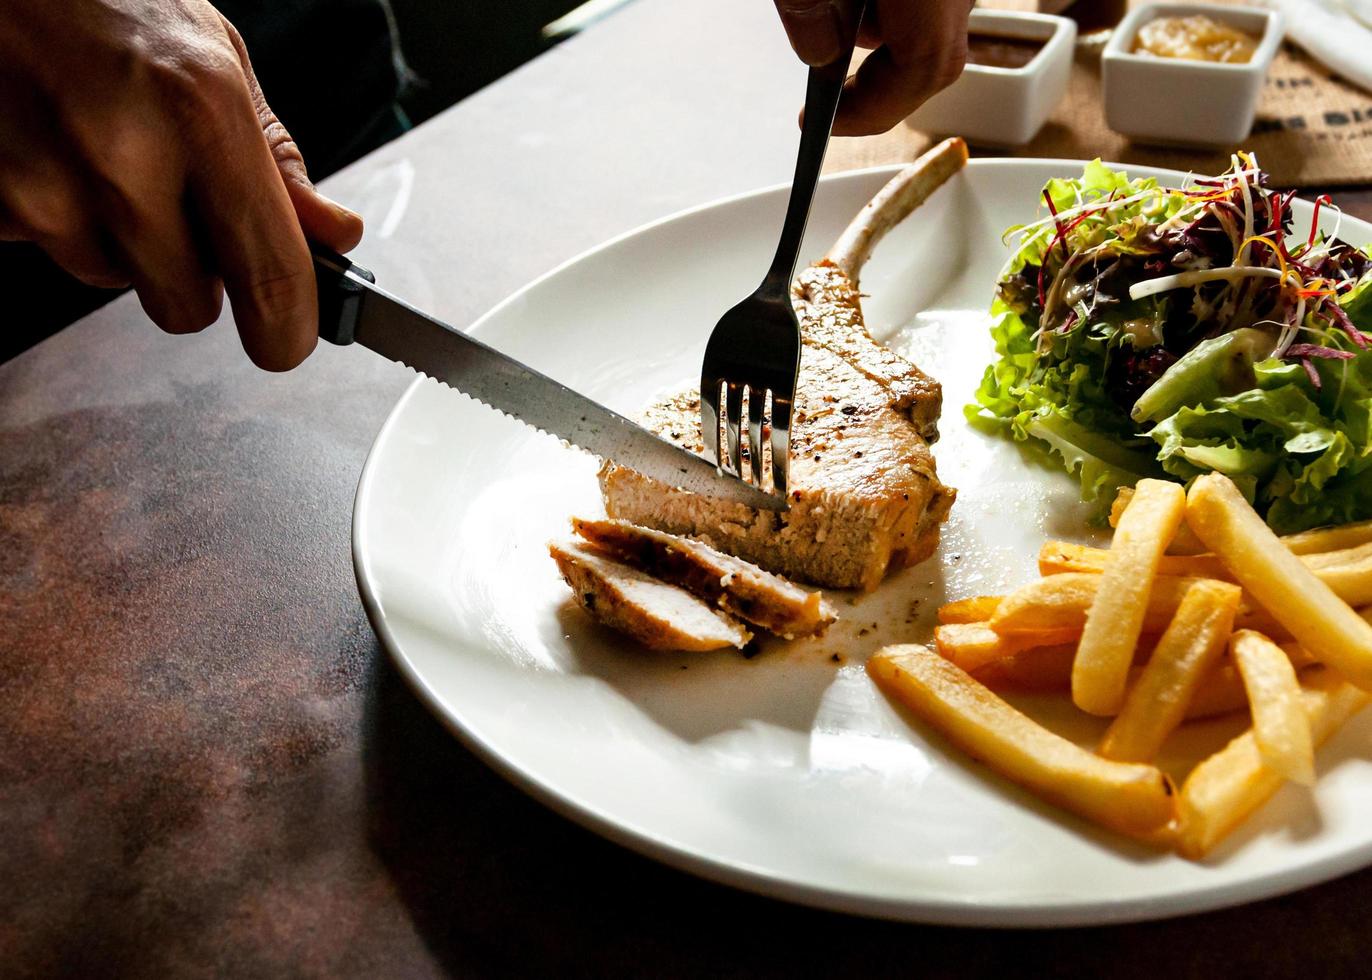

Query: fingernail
<box><xmin>788</xmin><ymin>2</ymin><xmax>845</xmax><ymax>65</ymax></box>
<box><xmin>318</xmin><ymin>190</ymin><xmax>362</xmax><ymax>223</ymax></box>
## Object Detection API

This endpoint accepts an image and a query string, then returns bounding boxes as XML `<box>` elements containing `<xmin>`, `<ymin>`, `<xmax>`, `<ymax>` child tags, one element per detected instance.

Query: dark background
<box><xmin>392</xmin><ymin>0</ymin><xmax>598</xmax><ymax>126</ymax></box>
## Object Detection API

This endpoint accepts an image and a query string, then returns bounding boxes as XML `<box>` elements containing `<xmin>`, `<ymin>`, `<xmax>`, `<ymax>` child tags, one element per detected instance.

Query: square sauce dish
<box><xmin>906</xmin><ymin>9</ymin><xmax>1076</xmax><ymax>148</ymax></box>
<box><xmin>1103</xmin><ymin>2</ymin><xmax>1284</xmax><ymax>147</ymax></box>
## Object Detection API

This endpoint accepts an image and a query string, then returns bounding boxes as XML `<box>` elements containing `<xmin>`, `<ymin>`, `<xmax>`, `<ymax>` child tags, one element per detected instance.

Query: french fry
<box><xmin>1231</xmin><ymin>631</ymin><xmax>1315</xmax><ymax>786</ymax></box>
<box><xmin>1300</xmin><ymin>540</ymin><xmax>1372</xmax><ymax>569</ymax></box>
<box><xmin>1109</xmin><ymin>486</ymin><xmax>1131</xmax><ymax>525</ymax></box>
<box><xmin>1303</xmin><ymin>543</ymin><xmax>1372</xmax><ymax>608</ymax></box>
<box><xmin>935</xmin><ymin>623</ymin><xmax>1014</xmax><ymax>671</ymax></box>
<box><xmin>1186</xmin><ymin>474</ymin><xmax>1372</xmax><ymax>690</ymax></box>
<box><xmin>1038</xmin><ymin>540</ymin><xmax>1231</xmax><ymax>581</ymax></box>
<box><xmin>909</xmin><ymin>478</ymin><xmax>1372</xmax><ymax>856</ymax></box>
<box><xmin>1041</xmin><ymin>539</ymin><xmax>1372</xmax><ymax>609</ymax></box>
<box><xmin>973</xmin><ymin>646</ymin><xmax>1245</xmax><ymax>712</ymax></box>
<box><xmin>868</xmin><ymin>645</ymin><xmax>1176</xmax><ymax>836</ymax></box>
<box><xmin>934</xmin><ymin>622</ymin><xmax>1079</xmax><ymax>672</ymax></box>
<box><xmin>1097</xmin><ymin>580</ymin><xmax>1242</xmax><ymax>761</ymax></box>
<box><xmin>972</xmin><ymin>645</ymin><xmax>1078</xmax><ymax>692</ymax></box>
<box><xmin>990</xmin><ymin>573</ymin><xmax>1283</xmax><ymax>638</ymax></box>
<box><xmin>1109</xmin><ymin>486</ymin><xmax>1132</xmax><ymax>525</ymax></box>
<box><xmin>1176</xmin><ymin>669</ymin><xmax>1371</xmax><ymax>859</ymax></box>
<box><xmin>1110</xmin><ymin>486</ymin><xmax>1207</xmax><ymax>554</ymax></box>
<box><xmin>1116</xmin><ymin>491</ymin><xmax>1372</xmax><ymax>557</ymax></box>
<box><xmin>937</xmin><ymin>595</ymin><xmax>1002</xmax><ymax>624</ymax></box>
<box><xmin>1183</xmin><ymin>662</ymin><xmax>1251</xmax><ymax>720</ymax></box>
<box><xmin>1083</xmin><ymin>479</ymin><xmax>1193</xmax><ymax>717</ymax></box>
<box><xmin>1278</xmin><ymin>641</ymin><xmax>1320</xmax><ymax>670</ymax></box>
<box><xmin>1282</xmin><ymin>519</ymin><xmax>1372</xmax><ymax>555</ymax></box>
<box><xmin>989</xmin><ymin>574</ymin><xmax>1105</xmax><ymax>634</ymax></box>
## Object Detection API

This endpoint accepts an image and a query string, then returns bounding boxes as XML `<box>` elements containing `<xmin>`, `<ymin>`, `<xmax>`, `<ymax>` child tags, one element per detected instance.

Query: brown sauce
<box><xmin>966</xmin><ymin>32</ymin><xmax>1046</xmax><ymax>70</ymax></box>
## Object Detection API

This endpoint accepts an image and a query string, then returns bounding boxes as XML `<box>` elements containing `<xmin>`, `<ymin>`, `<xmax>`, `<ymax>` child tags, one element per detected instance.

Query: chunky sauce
<box><xmin>1131</xmin><ymin>14</ymin><xmax>1259</xmax><ymax>63</ymax></box>
<box><xmin>966</xmin><ymin>32</ymin><xmax>1045</xmax><ymax>69</ymax></box>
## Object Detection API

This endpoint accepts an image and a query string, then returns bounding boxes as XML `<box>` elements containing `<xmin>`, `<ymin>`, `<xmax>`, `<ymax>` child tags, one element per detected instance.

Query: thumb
<box><xmin>773</xmin><ymin>0</ymin><xmax>860</xmax><ymax>66</ymax></box>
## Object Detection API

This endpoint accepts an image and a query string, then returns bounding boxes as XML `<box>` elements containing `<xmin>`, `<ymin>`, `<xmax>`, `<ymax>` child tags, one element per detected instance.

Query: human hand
<box><xmin>773</xmin><ymin>0</ymin><xmax>971</xmax><ymax>136</ymax></box>
<box><xmin>0</xmin><ymin>0</ymin><xmax>364</xmax><ymax>370</ymax></box>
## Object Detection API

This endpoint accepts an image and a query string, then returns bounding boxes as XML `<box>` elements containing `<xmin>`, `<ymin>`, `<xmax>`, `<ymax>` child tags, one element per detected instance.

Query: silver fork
<box><xmin>700</xmin><ymin>1</ymin><xmax>866</xmax><ymax>500</ymax></box>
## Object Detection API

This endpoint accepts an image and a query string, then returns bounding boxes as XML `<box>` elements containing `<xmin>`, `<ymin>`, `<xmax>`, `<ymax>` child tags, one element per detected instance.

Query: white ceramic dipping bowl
<box><xmin>907</xmin><ymin>9</ymin><xmax>1077</xmax><ymax>148</ymax></box>
<box><xmin>1103</xmin><ymin>1</ymin><xmax>1284</xmax><ymax>148</ymax></box>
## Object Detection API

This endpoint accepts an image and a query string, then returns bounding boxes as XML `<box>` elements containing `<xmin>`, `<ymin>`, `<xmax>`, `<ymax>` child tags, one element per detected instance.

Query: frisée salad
<box><xmin>970</xmin><ymin>155</ymin><xmax>1372</xmax><ymax>533</ymax></box>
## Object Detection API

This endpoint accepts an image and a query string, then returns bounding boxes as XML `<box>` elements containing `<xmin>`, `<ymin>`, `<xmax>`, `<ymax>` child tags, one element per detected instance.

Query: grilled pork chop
<box><xmin>572</xmin><ymin>518</ymin><xmax>836</xmax><ymax>639</ymax></box>
<box><xmin>550</xmin><ymin>540</ymin><xmax>751</xmax><ymax>651</ymax></box>
<box><xmin>600</xmin><ymin>139</ymin><xmax>966</xmax><ymax>592</ymax></box>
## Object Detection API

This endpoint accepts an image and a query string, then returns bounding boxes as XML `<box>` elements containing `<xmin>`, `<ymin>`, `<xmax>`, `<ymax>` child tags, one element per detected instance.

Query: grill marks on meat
<box><xmin>550</xmin><ymin>540</ymin><xmax>752</xmax><ymax>651</ymax></box>
<box><xmin>572</xmin><ymin>518</ymin><xmax>836</xmax><ymax>639</ymax></box>
<box><xmin>796</xmin><ymin>260</ymin><xmax>943</xmax><ymax>444</ymax></box>
<box><xmin>600</xmin><ymin>139</ymin><xmax>966</xmax><ymax>592</ymax></box>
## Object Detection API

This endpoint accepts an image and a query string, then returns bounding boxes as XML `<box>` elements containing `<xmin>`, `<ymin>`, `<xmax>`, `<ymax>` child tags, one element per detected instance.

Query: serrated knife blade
<box><xmin>313</xmin><ymin>248</ymin><xmax>786</xmax><ymax>511</ymax></box>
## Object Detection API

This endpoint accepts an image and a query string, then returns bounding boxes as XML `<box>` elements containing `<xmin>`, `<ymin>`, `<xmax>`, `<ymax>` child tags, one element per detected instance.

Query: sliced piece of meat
<box><xmin>571</xmin><ymin>518</ymin><xmax>837</xmax><ymax>639</ymax></box>
<box><xmin>599</xmin><ymin>139</ymin><xmax>965</xmax><ymax>592</ymax></box>
<box><xmin>549</xmin><ymin>540</ymin><xmax>751</xmax><ymax>651</ymax></box>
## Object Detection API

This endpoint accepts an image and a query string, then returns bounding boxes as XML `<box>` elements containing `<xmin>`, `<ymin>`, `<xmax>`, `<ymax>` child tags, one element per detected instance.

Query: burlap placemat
<box><xmin>825</xmin><ymin>0</ymin><xmax>1372</xmax><ymax>186</ymax></box>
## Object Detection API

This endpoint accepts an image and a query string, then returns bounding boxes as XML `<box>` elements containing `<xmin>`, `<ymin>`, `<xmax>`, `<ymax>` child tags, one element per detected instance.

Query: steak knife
<box><xmin>313</xmin><ymin>248</ymin><xmax>786</xmax><ymax>511</ymax></box>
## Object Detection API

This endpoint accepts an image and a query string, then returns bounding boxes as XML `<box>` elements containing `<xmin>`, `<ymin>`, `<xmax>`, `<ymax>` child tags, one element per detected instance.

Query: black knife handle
<box><xmin>312</xmin><ymin>244</ymin><xmax>376</xmax><ymax>346</ymax></box>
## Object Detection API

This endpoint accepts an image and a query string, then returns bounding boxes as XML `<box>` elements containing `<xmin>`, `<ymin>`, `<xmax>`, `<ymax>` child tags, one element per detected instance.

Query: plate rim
<box><xmin>351</xmin><ymin>159</ymin><xmax>1372</xmax><ymax>927</ymax></box>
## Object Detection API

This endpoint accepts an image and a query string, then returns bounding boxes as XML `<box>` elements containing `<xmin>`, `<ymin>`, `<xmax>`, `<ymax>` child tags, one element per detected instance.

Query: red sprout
<box><xmin>1290</xmin><ymin>256</ymin><xmax>1320</xmax><ymax>278</ymax></box>
<box><xmin>1309</xmin><ymin>195</ymin><xmax>1333</xmax><ymax>247</ymax></box>
<box><xmin>1286</xmin><ymin>343</ymin><xmax>1357</xmax><ymax>360</ymax></box>
<box><xmin>1047</xmin><ymin>210</ymin><xmax>1095</xmax><ymax>261</ymax></box>
<box><xmin>1327</xmin><ymin>302</ymin><xmax>1370</xmax><ymax>349</ymax></box>
<box><xmin>1044</xmin><ymin>189</ymin><xmax>1067</xmax><ymax>259</ymax></box>
<box><xmin>1301</xmin><ymin>358</ymin><xmax>1323</xmax><ymax>388</ymax></box>
<box><xmin>1266</xmin><ymin>190</ymin><xmax>1293</xmax><ymax>237</ymax></box>
<box><xmin>1277</xmin><ymin>229</ymin><xmax>1319</xmax><ymax>276</ymax></box>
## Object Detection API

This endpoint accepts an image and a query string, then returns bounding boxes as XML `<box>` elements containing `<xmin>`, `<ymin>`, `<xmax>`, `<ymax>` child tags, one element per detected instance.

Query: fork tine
<box><xmin>724</xmin><ymin>381</ymin><xmax>744</xmax><ymax>477</ymax></box>
<box><xmin>770</xmin><ymin>394</ymin><xmax>793</xmax><ymax>498</ymax></box>
<box><xmin>747</xmin><ymin>386</ymin><xmax>766</xmax><ymax>488</ymax></box>
<box><xmin>700</xmin><ymin>372</ymin><xmax>722</xmax><ymax>471</ymax></box>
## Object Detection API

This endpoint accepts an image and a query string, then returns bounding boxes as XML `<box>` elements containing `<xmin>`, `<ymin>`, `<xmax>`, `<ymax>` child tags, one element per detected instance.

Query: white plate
<box><xmin>353</xmin><ymin>160</ymin><xmax>1372</xmax><ymax>926</ymax></box>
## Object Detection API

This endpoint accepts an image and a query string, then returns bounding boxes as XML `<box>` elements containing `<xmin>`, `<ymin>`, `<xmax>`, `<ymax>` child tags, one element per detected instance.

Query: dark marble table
<box><xmin>4</xmin><ymin>1</ymin><xmax>1372</xmax><ymax>975</ymax></box>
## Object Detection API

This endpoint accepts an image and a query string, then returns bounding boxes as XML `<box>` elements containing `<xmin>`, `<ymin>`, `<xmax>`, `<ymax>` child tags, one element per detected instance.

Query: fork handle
<box><xmin>761</xmin><ymin>0</ymin><xmax>869</xmax><ymax>296</ymax></box>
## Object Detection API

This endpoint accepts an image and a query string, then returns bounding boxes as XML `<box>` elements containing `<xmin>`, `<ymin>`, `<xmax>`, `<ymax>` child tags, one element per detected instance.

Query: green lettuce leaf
<box><xmin>971</xmin><ymin>161</ymin><xmax>1372</xmax><ymax>533</ymax></box>
<box><xmin>1147</xmin><ymin>380</ymin><xmax>1372</xmax><ymax>532</ymax></box>
<box><xmin>969</xmin><ymin>297</ymin><xmax>1158</xmax><ymax>509</ymax></box>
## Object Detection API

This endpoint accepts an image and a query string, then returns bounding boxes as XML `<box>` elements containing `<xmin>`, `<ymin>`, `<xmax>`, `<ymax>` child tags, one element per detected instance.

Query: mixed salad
<box><xmin>970</xmin><ymin>155</ymin><xmax>1372</xmax><ymax>533</ymax></box>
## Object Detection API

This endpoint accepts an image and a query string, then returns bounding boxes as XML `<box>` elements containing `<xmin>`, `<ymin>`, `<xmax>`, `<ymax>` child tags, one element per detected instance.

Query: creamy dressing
<box><xmin>1132</xmin><ymin>15</ymin><xmax>1259</xmax><ymax>63</ymax></box>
